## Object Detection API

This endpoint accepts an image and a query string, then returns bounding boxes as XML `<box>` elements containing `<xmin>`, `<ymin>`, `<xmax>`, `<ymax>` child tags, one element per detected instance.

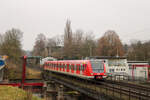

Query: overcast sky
<box><xmin>0</xmin><ymin>0</ymin><xmax>150</xmax><ymax>50</ymax></box>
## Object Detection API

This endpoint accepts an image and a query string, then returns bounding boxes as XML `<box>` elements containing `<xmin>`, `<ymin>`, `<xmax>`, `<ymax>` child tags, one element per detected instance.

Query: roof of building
<box><xmin>128</xmin><ymin>61</ymin><xmax>149</xmax><ymax>64</ymax></box>
<box><xmin>86</xmin><ymin>56</ymin><xmax>127</xmax><ymax>60</ymax></box>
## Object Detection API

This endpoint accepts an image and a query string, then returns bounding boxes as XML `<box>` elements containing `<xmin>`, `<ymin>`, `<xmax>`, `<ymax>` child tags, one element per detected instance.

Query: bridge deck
<box><xmin>44</xmin><ymin>70</ymin><xmax>150</xmax><ymax>100</ymax></box>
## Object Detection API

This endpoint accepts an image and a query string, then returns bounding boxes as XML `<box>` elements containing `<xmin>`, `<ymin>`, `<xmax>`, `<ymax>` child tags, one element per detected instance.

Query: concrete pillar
<box><xmin>57</xmin><ymin>85</ymin><xmax>64</xmax><ymax>100</ymax></box>
<box><xmin>44</xmin><ymin>81</ymin><xmax>57</xmax><ymax>100</ymax></box>
<box><xmin>64</xmin><ymin>92</ymin><xmax>80</xmax><ymax>100</ymax></box>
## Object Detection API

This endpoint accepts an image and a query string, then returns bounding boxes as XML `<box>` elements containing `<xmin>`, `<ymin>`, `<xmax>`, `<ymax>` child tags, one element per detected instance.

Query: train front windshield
<box><xmin>90</xmin><ymin>60</ymin><xmax>104</xmax><ymax>73</ymax></box>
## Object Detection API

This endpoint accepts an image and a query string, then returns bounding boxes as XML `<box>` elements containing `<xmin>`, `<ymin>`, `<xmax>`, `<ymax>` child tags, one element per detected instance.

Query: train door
<box><xmin>53</xmin><ymin>63</ymin><xmax>54</xmax><ymax>70</ymax></box>
<box><xmin>80</xmin><ymin>64</ymin><xmax>83</xmax><ymax>75</ymax></box>
<box><xmin>54</xmin><ymin>63</ymin><xmax>56</xmax><ymax>70</ymax></box>
<box><xmin>53</xmin><ymin>63</ymin><xmax>56</xmax><ymax>70</ymax></box>
<box><xmin>84</xmin><ymin>64</ymin><xmax>87</xmax><ymax>75</ymax></box>
<box><xmin>50</xmin><ymin>63</ymin><xmax>52</xmax><ymax>70</ymax></box>
<box><xmin>46</xmin><ymin>62</ymin><xmax>48</xmax><ymax>69</ymax></box>
<box><xmin>76</xmin><ymin>64</ymin><xmax>79</xmax><ymax>74</ymax></box>
<box><xmin>49</xmin><ymin>63</ymin><xmax>51</xmax><ymax>70</ymax></box>
<box><xmin>56</xmin><ymin>63</ymin><xmax>59</xmax><ymax>71</ymax></box>
<box><xmin>48</xmin><ymin>63</ymin><xmax>52</xmax><ymax>70</ymax></box>
<box><xmin>49</xmin><ymin>63</ymin><xmax>51</xmax><ymax>69</ymax></box>
<box><xmin>69</xmin><ymin>64</ymin><xmax>72</xmax><ymax>73</ymax></box>
<box><xmin>67</xmin><ymin>64</ymin><xmax>69</xmax><ymax>72</ymax></box>
<box><xmin>62</xmin><ymin>64</ymin><xmax>65</xmax><ymax>72</ymax></box>
<box><xmin>71</xmin><ymin>64</ymin><xmax>74</xmax><ymax>73</ymax></box>
<box><xmin>45</xmin><ymin>62</ymin><xmax>47</xmax><ymax>69</ymax></box>
<box><xmin>64</xmin><ymin>64</ymin><xmax>67</xmax><ymax>72</ymax></box>
<box><xmin>59</xmin><ymin>63</ymin><xmax>62</xmax><ymax>71</ymax></box>
<box><xmin>82</xmin><ymin>64</ymin><xmax>86</xmax><ymax>75</ymax></box>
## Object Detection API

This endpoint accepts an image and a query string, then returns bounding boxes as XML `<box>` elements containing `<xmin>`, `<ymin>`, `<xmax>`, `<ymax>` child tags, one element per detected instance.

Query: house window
<box><xmin>109</xmin><ymin>69</ymin><xmax>114</xmax><ymax>72</ymax></box>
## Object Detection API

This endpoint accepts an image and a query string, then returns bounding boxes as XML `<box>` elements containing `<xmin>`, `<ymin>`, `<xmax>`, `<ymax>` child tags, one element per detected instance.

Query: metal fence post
<box><xmin>129</xmin><ymin>88</ymin><xmax>130</xmax><ymax>100</ymax></box>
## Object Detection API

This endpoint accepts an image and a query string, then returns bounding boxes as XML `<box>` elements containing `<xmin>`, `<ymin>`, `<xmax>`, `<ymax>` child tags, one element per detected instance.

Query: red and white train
<box><xmin>43</xmin><ymin>60</ymin><xmax>107</xmax><ymax>79</ymax></box>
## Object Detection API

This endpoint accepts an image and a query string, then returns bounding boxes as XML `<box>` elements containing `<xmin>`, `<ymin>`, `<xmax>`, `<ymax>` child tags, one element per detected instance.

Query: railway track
<box><xmin>45</xmin><ymin>71</ymin><xmax>150</xmax><ymax>100</ymax></box>
<box><xmin>104</xmin><ymin>79</ymin><xmax>150</xmax><ymax>92</ymax></box>
<box><xmin>91</xmin><ymin>79</ymin><xmax>150</xmax><ymax>100</ymax></box>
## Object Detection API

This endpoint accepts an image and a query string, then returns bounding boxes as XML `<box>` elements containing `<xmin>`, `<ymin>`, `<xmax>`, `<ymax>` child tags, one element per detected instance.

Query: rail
<box><xmin>44</xmin><ymin>70</ymin><xmax>150</xmax><ymax>100</ymax></box>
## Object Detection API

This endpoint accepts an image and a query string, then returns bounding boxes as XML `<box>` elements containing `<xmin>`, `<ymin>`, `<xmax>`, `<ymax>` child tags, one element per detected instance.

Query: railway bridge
<box><xmin>0</xmin><ymin>55</ymin><xmax>150</xmax><ymax>100</ymax></box>
<box><xmin>43</xmin><ymin>70</ymin><xmax>150</xmax><ymax>100</ymax></box>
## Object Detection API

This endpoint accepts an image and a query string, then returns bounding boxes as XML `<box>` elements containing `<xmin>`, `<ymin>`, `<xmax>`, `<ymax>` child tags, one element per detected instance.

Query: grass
<box><xmin>0</xmin><ymin>86</ymin><xmax>43</xmax><ymax>100</ymax></box>
<box><xmin>26</xmin><ymin>67</ymin><xmax>42</xmax><ymax>79</ymax></box>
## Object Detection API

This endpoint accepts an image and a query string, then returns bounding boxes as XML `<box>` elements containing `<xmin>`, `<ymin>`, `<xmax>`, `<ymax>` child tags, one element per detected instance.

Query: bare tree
<box><xmin>0</xmin><ymin>28</ymin><xmax>23</xmax><ymax>63</ymax></box>
<box><xmin>72</xmin><ymin>29</ymin><xmax>84</xmax><ymax>59</ymax></box>
<box><xmin>127</xmin><ymin>40</ymin><xmax>150</xmax><ymax>61</ymax></box>
<box><xmin>97</xmin><ymin>30</ymin><xmax>124</xmax><ymax>56</ymax></box>
<box><xmin>47</xmin><ymin>36</ymin><xmax>60</xmax><ymax>57</ymax></box>
<box><xmin>63</xmin><ymin>19</ymin><xmax>73</xmax><ymax>59</ymax></box>
<box><xmin>81</xmin><ymin>32</ymin><xmax>96</xmax><ymax>57</ymax></box>
<box><xmin>33</xmin><ymin>33</ymin><xmax>47</xmax><ymax>57</ymax></box>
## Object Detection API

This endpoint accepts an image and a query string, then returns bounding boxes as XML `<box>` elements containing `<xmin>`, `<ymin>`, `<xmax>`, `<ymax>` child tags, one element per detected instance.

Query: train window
<box><xmin>78</xmin><ymin>65</ymin><xmax>80</xmax><ymax>71</ymax></box>
<box><xmin>72</xmin><ymin>65</ymin><xmax>74</xmax><ymax>70</ymax></box>
<box><xmin>63</xmin><ymin>64</ymin><xmax>65</xmax><ymax>68</ymax></box>
<box><xmin>81</xmin><ymin>64</ymin><xmax>83</xmax><ymax>71</ymax></box>
<box><xmin>85</xmin><ymin>64</ymin><xmax>87</xmax><ymax>70</ymax></box>
<box><xmin>82</xmin><ymin>64</ymin><xmax>87</xmax><ymax>71</ymax></box>
<box><xmin>65</xmin><ymin>64</ymin><xmax>67</xmax><ymax>69</ymax></box>
<box><xmin>66</xmin><ymin>64</ymin><xmax>68</xmax><ymax>69</ymax></box>
<box><xmin>76</xmin><ymin>64</ymin><xmax>78</xmax><ymax>71</ymax></box>
<box><xmin>78</xmin><ymin>65</ymin><xmax>81</xmax><ymax>71</ymax></box>
<box><xmin>109</xmin><ymin>69</ymin><xmax>114</xmax><ymax>72</ymax></box>
<box><xmin>82</xmin><ymin>65</ymin><xmax>85</xmax><ymax>71</ymax></box>
<box><xmin>63</xmin><ymin>64</ymin><xmax>64</xmax><ymax>68</ymax></box>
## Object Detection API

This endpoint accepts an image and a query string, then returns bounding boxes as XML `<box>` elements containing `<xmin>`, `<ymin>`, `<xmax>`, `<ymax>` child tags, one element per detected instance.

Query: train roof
<box><xmin>45</xmin><ymin>59</ymin><xmax>104</xmax><ymax>64</ymax></box>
